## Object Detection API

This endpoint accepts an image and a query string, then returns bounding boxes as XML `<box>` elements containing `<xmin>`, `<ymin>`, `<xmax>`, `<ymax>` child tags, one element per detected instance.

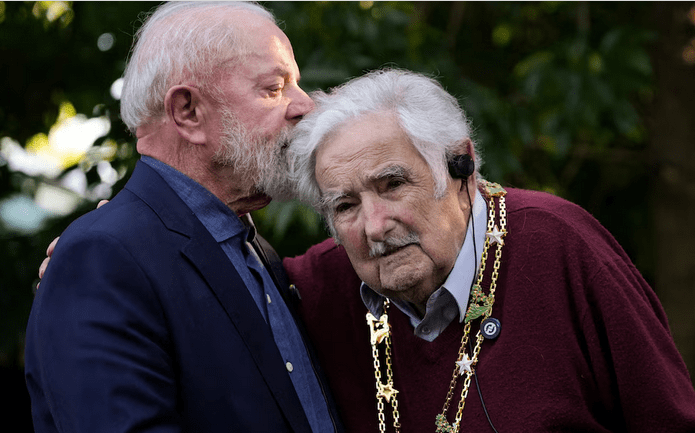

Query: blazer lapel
<box><xmin>181</xmin><ymin>239</ymin><xmax>312</xmax><ymax>433</ymax></box>
<box><xmin>124</xmin><ymin>161</ymin><xmax>312</xmax><ymax>433</ymax></box>
<box><xmin>240</xmin><ymin>215</ymin><xmax>300</xmax><ymax>309</ymax></box>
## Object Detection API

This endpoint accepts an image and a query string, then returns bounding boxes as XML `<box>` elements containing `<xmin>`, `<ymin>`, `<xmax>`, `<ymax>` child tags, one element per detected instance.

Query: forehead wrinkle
<box><xmin>240</xmin><ymin>55</ymin><xmax>296</xmax><ymax>80</ymax></box>
<box><xmin>316</xmin><ymin>124</ymin><xmax>410</xmax><ymax>207</ymax></box>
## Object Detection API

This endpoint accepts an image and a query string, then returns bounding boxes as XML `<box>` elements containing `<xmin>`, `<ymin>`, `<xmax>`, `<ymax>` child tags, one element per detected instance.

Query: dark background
<box><xmin>2</xmin><ymin>2</ymin><xmax>694</xmax><ymax>429</ymax></box>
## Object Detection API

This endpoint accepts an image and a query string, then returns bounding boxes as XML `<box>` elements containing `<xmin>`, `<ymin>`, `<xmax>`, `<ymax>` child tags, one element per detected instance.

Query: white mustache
<box><xmin>369</xmin><ymin>232</ymin><xmax>420</xmax><ymax>258</ymax></box>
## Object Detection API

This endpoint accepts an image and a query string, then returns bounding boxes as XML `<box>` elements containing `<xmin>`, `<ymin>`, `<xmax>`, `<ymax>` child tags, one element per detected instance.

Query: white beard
<box><xmin>212</xmin><ymin>108</ymin><xmax>297</xmax><ymax>201</ymax></box>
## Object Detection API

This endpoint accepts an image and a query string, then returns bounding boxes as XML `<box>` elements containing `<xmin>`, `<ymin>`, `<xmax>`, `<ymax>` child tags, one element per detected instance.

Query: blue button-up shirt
<box><xmin>141</xmin><ymin>156</ymin><xmax>333</xmax><ymax>432</ymax></box>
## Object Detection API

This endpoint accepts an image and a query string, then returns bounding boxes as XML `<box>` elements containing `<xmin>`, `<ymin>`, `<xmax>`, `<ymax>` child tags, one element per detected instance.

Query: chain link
<box><xmin>368</xmin><ymin>300</ymin><xmax>401</xmax><ymax>433</ymax></box>
<box><xmin>440</xmin><ymin>182</ymin><xmax>507</xmax><ymax>433</ymax></box>
<box><xmin>385</xmin><ymin>330</ymin><xmax>401</xmax><ymax>432</ymax></box>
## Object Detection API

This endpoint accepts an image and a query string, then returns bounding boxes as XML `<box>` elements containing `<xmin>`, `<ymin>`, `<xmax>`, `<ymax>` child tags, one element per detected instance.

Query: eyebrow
<box><xmin>369</xmin><ymin>164</ymin><xmax>410</xmax><ymax>183</ymax></box>
<box><xmin>255</xmin><ymin>66</ymin><xmax>300</xmax><ymax>83</ymax></box>
<box><xmin>318</xmin><ymin>191</ymin><xmax>347</xmax><ymax>213</ymax></box>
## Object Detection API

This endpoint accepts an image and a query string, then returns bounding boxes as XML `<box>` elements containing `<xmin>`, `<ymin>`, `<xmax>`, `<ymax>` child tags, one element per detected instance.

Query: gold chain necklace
<box><xmin>366</xmin><ymin>181</ymin><xmax>507</xmax><ymax>433</ymax></box>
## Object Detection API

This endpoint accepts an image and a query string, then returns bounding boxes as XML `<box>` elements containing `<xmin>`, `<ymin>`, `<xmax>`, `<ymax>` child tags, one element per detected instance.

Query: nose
<box><xmin>286</xmin><ymin>85</ymin><xmax>315</xmax><ymax>123</ymax></box>
<box><xmin>362</xmin><ymin>196</ymin><xmax>397</xmax><ymax>244</ymax></box>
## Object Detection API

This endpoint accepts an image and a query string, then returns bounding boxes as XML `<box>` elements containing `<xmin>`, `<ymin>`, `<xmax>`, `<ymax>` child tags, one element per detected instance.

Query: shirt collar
<box><xmin>360</xmin><ymin>187</ymin><xmax>488</xmax><ymax>333</ymax></box>
<box><xmin>140</xmin><ymin>155</ymin><xmax>247</xmax><ymax>243</ymax></box>
<box><xmin>443</xmin><ymin>187</ymin><xmax>487</xmax><ymax>322</ymax></box>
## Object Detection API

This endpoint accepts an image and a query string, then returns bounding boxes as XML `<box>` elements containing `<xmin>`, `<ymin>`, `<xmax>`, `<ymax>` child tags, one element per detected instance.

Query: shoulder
<box><xmin>496</xmin><ymin>187</ymin><xmax>647</xmax><ymax>299</ymax></box>
<box><xmin>283</xmin><ymin>238</ymin><xmax>361</xmax><ymax>297</ymax></box>
<box><xmin>505</xmin><ymin>187</ymin><xmax>589</xmax><ymax>219</ymax></box>
<box><xmin>59</xmin><ymin>192</ymin><xmax>157</xmax><ymax>247</ymax></box>
<box><xmin>499</xmin><ymin>188</ymin><xmax>655</xmax><ymax>308</ymax></box>
<box><xmin>283</xmin><ymin>238</ymin><xmax>353</xmax><ymax>279</ymax></box>
<box><xmin>52</xmin><ymin>185</ymin><xmax>191</xmax><ymax>276</ymax></box>
<box><xmin>284</xmin><ymin>238</ymin><xmax>347</xmax><ymax>266</ymax></box>
<box><xmin>503</xmin><ymin>187</ymin><xmax>621</xmax><ymax>255</ymax></box>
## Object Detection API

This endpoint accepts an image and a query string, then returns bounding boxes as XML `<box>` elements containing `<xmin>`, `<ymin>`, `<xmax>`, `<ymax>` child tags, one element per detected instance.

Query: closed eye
<box><xmin>267</xmin><ymin>86</ymin><xmax>283</xmax><ymax>97</ymax></box>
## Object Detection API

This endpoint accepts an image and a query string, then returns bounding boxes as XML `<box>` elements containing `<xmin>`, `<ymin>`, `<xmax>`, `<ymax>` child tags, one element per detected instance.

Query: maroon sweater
<box><xmin>284</xmin><ymin>188</ymin><xmax>695</xmax><ymax>432</ymax></box>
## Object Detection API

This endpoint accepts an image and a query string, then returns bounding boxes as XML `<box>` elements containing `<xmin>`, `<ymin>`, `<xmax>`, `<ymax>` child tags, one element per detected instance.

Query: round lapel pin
<box><xmin>481</xmin><ymin>317</ymin><xmax>501</xmax><ymax>339</ymax></box>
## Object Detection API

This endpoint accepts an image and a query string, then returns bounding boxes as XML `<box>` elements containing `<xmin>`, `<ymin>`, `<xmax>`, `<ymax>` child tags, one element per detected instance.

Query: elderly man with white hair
<box><xmin>25</xmin><ymin>2</ymin><xmax>342</xmax><ymax>432</ymax></box>
<box><xmin>284</xmin><ymin>68</ymin><xmax>695</xmax><ymax>433</ymax></box>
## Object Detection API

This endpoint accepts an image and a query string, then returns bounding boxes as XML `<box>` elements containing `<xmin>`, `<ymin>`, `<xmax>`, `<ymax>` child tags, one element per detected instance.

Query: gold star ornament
<box><xmin>377</xmin><ymin>383</ymin><xmax>399</xmax><ymax>402</ymax></box>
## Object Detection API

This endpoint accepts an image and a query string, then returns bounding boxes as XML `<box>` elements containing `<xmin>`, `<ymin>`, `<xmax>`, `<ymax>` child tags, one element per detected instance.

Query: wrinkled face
<box><xmin>209</xmin><ymin>14</ymin><xmax>314</xmax><ymax>200</ymax></box>
<box><xmin>315</xmin><ymin>112</ymin><xmax>470</xmax><ymax>307</ymax></box>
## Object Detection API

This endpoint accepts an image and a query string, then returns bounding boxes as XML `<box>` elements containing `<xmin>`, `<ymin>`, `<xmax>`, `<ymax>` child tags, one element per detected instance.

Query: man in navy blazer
<box><xmin>24</xmin><ymin>2</ymin><xmax>342</xmax><ymax>432</ymax></box>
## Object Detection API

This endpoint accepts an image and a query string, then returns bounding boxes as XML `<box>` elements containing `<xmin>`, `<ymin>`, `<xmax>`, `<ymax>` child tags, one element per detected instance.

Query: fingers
<box><xmin>39</xmin><ymin>236</ymin><xmax>60</xmax><ymax>280</ymax></box>
<box><xmin>46</xmin><ymin>236</ymin><xmax>59</xmax><ymax>256</ymax></box>
<box><xmin>38</xmin><ymin>257</ymin><xmax>51</xmax><ymax>279</ymax></box>
<box><xmin>37</xmin><ymin>200</ymin><xmax>108</xmax><ymax>291</ymax></box>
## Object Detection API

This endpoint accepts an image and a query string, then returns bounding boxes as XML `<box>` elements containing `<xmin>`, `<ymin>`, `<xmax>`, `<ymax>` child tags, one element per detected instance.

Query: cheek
<box><xmin>423</xmin><ymin>241</ymin><xmax>456</xmax><ymax>271</ymax></box>
<box><xmin>336</xmin><ymin>222</ymin><xmax>366</xmax><ymax>256</ymax></box>
<box><xmin>336</xmin><ymin>223</ymin><xmax>378</xmax><ymax>278</ymax></box>
<box><xmin>239</xmin><ymin>105</ymin><xmax>285</xmax><ymax>132</ymax></box>
<box><xmin>422</xmin><ymin>221</ymin><xmax>466</xmax><ymax>270</ymax></box>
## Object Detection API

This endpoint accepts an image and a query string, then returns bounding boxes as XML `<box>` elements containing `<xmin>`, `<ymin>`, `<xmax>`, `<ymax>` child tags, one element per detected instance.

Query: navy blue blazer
<box><xmin>25</xmin><ymin>161</ymin><xmax>342</xmax><ymax>432</ymax></box>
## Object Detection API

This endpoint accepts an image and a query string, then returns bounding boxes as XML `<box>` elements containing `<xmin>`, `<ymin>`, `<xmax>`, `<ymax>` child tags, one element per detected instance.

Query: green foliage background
<box><xmin>1</xmin><ymin>1</ymin><xmax>694</xmax><ymax>428</ymax></box>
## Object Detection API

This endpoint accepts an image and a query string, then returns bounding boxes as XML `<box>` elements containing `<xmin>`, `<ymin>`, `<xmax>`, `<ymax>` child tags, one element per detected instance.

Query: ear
<box><xmin>454</xmin><ymin>138</ymin><xmax>475</xmax><ymax>162</ymax></box>
<box><xmin>452</xmin><ymin>138</ymin><xmax>478</xmax><ymax>212</ymax></box>
<box><xmin>462</xmin><ymin>138</ymin><xmax>478</xmax><ymax>190</ymax></box>
<box><xmin>164</xmin><ymin>85</ymin><xmax>208</xmax><ymax>145</ymax></box>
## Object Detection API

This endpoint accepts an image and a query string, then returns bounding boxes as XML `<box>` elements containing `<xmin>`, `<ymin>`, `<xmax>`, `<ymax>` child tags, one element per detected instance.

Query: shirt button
<box><xmin>286</xmin><ymin>361</ymin><xmax>294</xmax><ymax>373</ymax></box>
<box><xmin>421</xmin><ymin>326</ymin><xmax>431</xmax><ymax>335</ymax></box>
<box><xmin>266</xmin><ymin>294</ymin><xmax>272</xmax><ymax>304</ymax></box>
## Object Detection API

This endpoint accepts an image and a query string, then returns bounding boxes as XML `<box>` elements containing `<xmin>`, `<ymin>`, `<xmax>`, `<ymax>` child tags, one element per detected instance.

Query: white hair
<box><xmin>289</xmin><ymin>68</ymin><xmax>479</xmax><ymax>213</ymax></box>
<box><xmin>120</xmin><ymin>1</ymin><xmax>275</xmax><ymax>133</ymax></box>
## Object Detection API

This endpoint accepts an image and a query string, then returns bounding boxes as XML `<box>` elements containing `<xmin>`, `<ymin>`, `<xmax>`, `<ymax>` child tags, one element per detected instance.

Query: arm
<box><xmin>581</xmin><ymin>259</ymin><xmax>695</xmax><ymax>432</ymax></box>
<box><xmin>25</xmin><ymin>230</ymin><xmax>181</xmax><ymax>432</ymax></box>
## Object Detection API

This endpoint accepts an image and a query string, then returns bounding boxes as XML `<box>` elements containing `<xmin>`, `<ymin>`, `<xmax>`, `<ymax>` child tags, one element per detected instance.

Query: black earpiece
<box><xmin>447</xmin><ymin>154</ymin><xmax>475</xmax><ymax>179</ymax></box>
